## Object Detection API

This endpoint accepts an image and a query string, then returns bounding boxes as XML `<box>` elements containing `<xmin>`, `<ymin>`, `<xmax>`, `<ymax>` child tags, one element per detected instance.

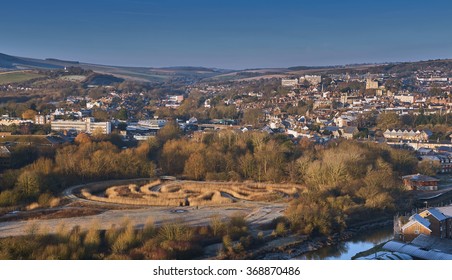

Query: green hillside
<box><xmin>0</xmin><ymin>71</ymin><xmax>44</xmax><ymax>85</ymax></box>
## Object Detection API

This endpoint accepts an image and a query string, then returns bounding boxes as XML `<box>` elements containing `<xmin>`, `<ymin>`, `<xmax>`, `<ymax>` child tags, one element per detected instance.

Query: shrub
<box><xmin>210</xmin><ymin>215</ymin><xmax>226</xmax><ymax>237</ymax></box>
<box><xmin>274</xmin><ymin>222</ymin><xmax>287</xmax><ymax>237</ymax></box>
<box><xmin>140</xmin><ymin>218</ymin><xmax>156</xmax><ymax>240</ymax></box>
<box><xmin>37</xmin><ymin>193</ymin><xmax>51</xmax><ymax>206</ymax></box>
<box><xmin>111</xmin><ymin>223</ymin><xmax>137</xmax><ymax>254</ymax></box>
<box><xmin>222</xmin><ymin>235</ymin><xmax>233</xmax><ymax>252</ymax></box>
<box><xmin>0</xmin><ymin>190</ymin><xmax>20</xmax><ymax>207</ymax></box>
<box><xmin>158</xmin><ymin>223</ymin><xmax>193</xmax><ymax>242</ymax></box>
<box><xmin>84</xmin><ymin>225</ymin><xmax>101</xmax><ymax>253</ymax></box>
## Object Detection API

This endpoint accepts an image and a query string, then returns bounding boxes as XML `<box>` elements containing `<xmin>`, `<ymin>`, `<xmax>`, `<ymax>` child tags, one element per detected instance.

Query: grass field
<box><xmin>0</xmin><ymin>71</ymin><xmax>44</xmax><ymax>85</ymax></box>
<box><xmin>0</xmin><ymin>135</ymin><xmax>50</xmax><ymax>145</ymax></box>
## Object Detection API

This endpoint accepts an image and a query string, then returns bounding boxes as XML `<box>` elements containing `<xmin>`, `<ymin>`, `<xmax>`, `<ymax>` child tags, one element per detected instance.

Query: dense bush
<box><xmin>0</xmin><ymin>215</ymin><xmax>255</xmax><ymax>260</ymax></box>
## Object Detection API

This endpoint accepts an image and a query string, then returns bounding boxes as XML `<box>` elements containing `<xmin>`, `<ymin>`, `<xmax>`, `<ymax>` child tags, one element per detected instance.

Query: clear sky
<box><xmin>1</xmin><ymin>0</ymin><xmax>452</xmax><ymax>69</ymax></box>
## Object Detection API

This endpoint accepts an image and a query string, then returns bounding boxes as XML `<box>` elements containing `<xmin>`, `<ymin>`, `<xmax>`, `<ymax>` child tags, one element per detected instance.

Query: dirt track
<box><xmin>0</xmin><ymin>179</ymin><xmax>288</xmax><ymax>238</ymax></box>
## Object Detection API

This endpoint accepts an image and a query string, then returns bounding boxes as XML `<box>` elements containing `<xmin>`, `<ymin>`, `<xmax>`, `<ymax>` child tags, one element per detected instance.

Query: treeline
<box><xmin>376</xmin><ymin>111</ymin><xmax>452</xmax><ymax>140</ymax></box>
<box><xmin>159</xmin><ymin>131</ymin><xmax>417</xmax><ymax>182</ymax></box>
<box><xmin>1</xmin><ymin>129</ymin><xmax>419</xmax><ymax>211</ymax></box>
<box><xmin>0</xmin><ymin>141</ymin><xmax>152</xmax><ymax>207</ymax></box>
<box><xmin>378</xmin><ymin>111</ymin><xmax>452</xmax><ymax>128</ymax></box>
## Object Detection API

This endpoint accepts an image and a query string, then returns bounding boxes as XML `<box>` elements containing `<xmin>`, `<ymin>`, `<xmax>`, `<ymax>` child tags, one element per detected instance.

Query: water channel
<box><xmin>295</xmin><ymin>226</ymin><xmax>394</xmax><ymax>260</ymax></box>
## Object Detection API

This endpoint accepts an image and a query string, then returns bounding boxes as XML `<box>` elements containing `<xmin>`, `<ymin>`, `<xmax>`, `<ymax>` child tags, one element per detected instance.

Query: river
<box><xmin>295</xmin><ymin>226</ymin><xmax>394</xmax><ymax>260</ymax></box>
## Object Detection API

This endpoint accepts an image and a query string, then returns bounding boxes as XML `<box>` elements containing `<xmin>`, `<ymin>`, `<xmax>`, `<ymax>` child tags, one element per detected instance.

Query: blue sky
<box><xmin>1</xmin><ymin>0</ymin><xmax>452</xmax><ymax>69</ymax></box>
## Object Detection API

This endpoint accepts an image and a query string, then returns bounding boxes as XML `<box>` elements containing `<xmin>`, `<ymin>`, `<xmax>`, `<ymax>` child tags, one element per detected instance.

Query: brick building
<box><xmin>397</xmin><ymin>207</ymin><xmax>452</xmax><ymax>242</ymax></box>
<box><xmin>402</xmin><ymin>174</ymin><xmax>439</xmax><ymax>191</ymax></box>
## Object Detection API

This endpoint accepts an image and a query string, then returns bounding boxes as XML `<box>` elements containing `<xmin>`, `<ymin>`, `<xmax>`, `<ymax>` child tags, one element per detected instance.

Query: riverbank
<box><xmin>250</xmin><ymin>219</ymin><xmax>394</xmax><ymax>260</ymax></box>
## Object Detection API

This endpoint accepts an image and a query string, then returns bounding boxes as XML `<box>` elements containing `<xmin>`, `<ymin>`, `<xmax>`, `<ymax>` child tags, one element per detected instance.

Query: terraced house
<box><xmin>383</xmin><ymin>129</ymin><xmax>432</xmax><ymax>142</ymax></box>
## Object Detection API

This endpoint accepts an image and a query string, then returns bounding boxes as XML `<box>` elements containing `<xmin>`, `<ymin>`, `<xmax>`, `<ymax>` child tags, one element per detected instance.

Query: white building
<box><xmin>51</xmin><ymin>118</ymin><xmax>111</xmax><ymax>134</ymax></box>
<box><xmin>0</xmin><ymin>116</ymin><xmax>22</xmax><ymax>126</ymax></box>
<box><xmin>394</xmin><ymin>94</ymin><xmax>415</xmax><ymax>103</ymax></box>
<box><xmin>281</xmin><ymin>78</ymin><xmax>298</xmax><ymax>87</ymax></box>
<box><xmin>137</xmin><ymin>119</ymin><xmax>167</xmax><ymax>129</ymax></box>
<box><xmin>383</xmin><ymin>129</ymin><xmax>431</xmax><ymax>141</ymax></box>
<box><xmin>86</xmin><ymin>101</ymin><xmax>103</xmax><ymax>109</ymax></box>
<box><xmin>168</xmin><ymin>95</ymin><xmax>184</xmax><ymax>102</ymax></box>
<box><xmin>300</xmin><ymin>75</ymin><xmax>321</xmax><ymax>85</ymax></box>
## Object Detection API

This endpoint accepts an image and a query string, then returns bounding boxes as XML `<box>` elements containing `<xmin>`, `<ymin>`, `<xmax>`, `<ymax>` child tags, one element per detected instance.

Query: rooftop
<box><xmin>421</xmin><ymin>208</ymin><xmax>449</xmax><ymax>221</ymax></box>
<box><xmin>0</xmin><ymin>146</ymin><xmax>11</xmax><ymax>156</ymax></box>
<box><xmin>402</xmin><ymin>174</ymin><xmax>439</xmax><ymax>182</ymax></box>
<box><xmin>437</xmin><ymin>205</ymin><xmax>452</xmax><ymax>217</ymax></box>
<box><xmin>411</xmin><ymin>234</ymin><xmax>452</xmax><ymax>254</ymax></box>
<box><xmin>402</xmin><ymin>214</ymin><xmax>431</xmax><ymax>231</ymax></box>
<box><xmin>383</xmin><ymin>239</ymin><xmax>452</xmax><ymax>260</ymax></box>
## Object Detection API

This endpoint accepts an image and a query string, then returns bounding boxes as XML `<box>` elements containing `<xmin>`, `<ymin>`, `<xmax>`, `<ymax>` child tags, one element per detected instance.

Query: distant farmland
<box><xmin>0</xmin><ymin>71</ymin><xmax>44</xmax><ymax>85</ymax></box>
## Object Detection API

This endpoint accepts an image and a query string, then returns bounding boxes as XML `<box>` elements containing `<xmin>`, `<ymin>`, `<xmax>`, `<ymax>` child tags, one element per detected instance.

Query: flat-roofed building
<box><xmin>394</xmin><ymin>94</ymin><xmax>415</xmax><ymax>103</ymax></box>
<box><xmin>281</xmin><ymin>78</ymin><xmax>298</xmax><ymax>87</ymax></box>
<box><xmin>137</xmin><ymin>119</ymin><xmax>167</xmax><ymax>129</ymax></box>
<box><xmin>51</xmin><ymin>118</ymin><xmax>111</xmax><ymax>134</ymax></box>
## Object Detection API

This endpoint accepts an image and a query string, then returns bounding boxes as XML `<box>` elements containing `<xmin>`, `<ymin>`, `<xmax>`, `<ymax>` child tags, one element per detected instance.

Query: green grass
<box><xmin>0</xmin><ymin>135</ymin><xmax>50</xmax><ymax>145</ymax></box>
<box><xmin>0</xmin><ymin>72</ymin><xmax>44</xmax><ymax>85</ymax></box>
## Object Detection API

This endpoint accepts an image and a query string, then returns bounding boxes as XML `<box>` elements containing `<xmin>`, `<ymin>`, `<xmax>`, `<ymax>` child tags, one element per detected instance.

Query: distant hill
<box><xmin>0</xmin><ymin>53</ymin><xmax>230</xmax><ymax>83</ymax></box>
<box><xmin>1</xmin><ymin>52</ymin><xmax>452</xmax><ymax>84</ymax></box>
<box><xmin>0</xmin><ymin>53</ymin><xmax>64</xmax><ymax>70</ymax></box>
<box><xmin>45</xmin><ymin>58</ymin><xmax>80</xmax><ymax>64</ymax></box>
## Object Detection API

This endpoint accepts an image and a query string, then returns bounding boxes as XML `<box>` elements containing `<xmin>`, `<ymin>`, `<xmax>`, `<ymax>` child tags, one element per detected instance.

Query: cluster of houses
<box><xmin>385</xmin><ymin>207</ymin><xmax>452</xmax><ymax>259</ymax></box>
<box><xmin>232</xmin><ymin>72</ymin><xmax>449</xmax><ymax>146</ymax></box>
<box><xmin>417</xmin><ymin>146</ymin><xmax>452</xmax><ymax>174</ymax></box>
<box><xmin>281</xmin><ymin>75</ymin><xmax>322</xmax><ymax>87</ymax></box>
<box><xmin>1</xmin><ymin>65</ymin><xmax>452</xmax><ymax>150</ymax></box>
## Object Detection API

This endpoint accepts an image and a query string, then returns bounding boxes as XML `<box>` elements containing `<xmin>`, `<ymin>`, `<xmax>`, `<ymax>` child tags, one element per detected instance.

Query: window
<box><xmin>414</xmin><ymin>230</ymin><xmax>420</xmax><ymax>234</ymax></box>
